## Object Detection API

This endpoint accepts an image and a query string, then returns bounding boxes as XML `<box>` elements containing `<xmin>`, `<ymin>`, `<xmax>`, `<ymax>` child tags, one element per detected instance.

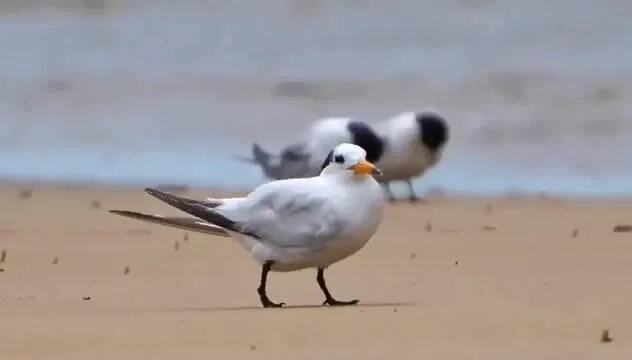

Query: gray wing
<box><xmin>280</xmin><ymin>143</ymin><xmax>310</xmax><ymax>161</ymax></box>
<box><xmin>142</xmin><ymin>187</ymin><xmax>346</xmax><ymax>250</ymax></box>
<box><xmin>226</xmin><ymin>185</ymin><xmax>347</xmax><ymax>249</ymax></box>
<box><xmin>246</xmin><ymin>143</ymin><xmax>315</xmax><ymax>180</ymax></box>
<box><xmin>267</xmin><ymin>143</ymin><xmax>314</xmax><ymax>180</ymax></box>
<box><xmin>109</xmin><ymin>210</ymin><xmax>229</xmax><ymax>237</ymax></box>
<box><xmin>277</xmin><ymin>143</ymin><xmax>315</xmax><ymax>179</ymax></box>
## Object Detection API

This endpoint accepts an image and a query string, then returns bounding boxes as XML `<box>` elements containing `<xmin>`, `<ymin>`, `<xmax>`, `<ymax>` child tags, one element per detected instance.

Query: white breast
<box><xmin>266</xmin><ymin>176</ymin><xmax>384</xmax><ymax>272</ymax></box>
<box><xmin>310</xmin><ymin>177</ymin><xmax>384</xmax><ymax>268</ymax></box>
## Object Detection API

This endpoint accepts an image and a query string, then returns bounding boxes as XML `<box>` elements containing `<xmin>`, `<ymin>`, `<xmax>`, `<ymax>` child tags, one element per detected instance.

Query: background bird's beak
<box><xmin>351</xmin><ymin>160</ymin><xmax>382</xmax><ymax>176</ymax></box>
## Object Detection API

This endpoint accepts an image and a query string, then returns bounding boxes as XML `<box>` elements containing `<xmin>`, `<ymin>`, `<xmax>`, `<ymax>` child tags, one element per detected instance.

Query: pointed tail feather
<box><xmin>231</xmin><ymin>154</ymin><xmax>258</xmax><ymax>164</ymax></box>
<box><xmin>144</xmin><ymin>188</ymin><xmax>260</xmax><ymax>239</ymax></box>
<box><xmin>109</xmin><ymin>210</ymin><xmax>230</xmax><ymax>237</ymax></box>
<box><xmin>233</xmin><ymin>145</ymin><xmax>281</xmax><ymax>165</ymax></box>
<box><xmin>252</xmin><ymin>143</ymin><xmax>271</xmax><ymax>165</ymax></box>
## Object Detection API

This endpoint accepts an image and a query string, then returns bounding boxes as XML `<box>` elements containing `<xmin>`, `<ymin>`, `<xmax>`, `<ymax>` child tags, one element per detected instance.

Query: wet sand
<box><xmin>1</xmin><ymin>183</ymin><xmax>631</xmax><ymax>359</ymax></box>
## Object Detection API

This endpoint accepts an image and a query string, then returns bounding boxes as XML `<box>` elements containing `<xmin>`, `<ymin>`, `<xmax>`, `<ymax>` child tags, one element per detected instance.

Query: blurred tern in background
<box><xmin>111</xmin><ymin>143</ymin><xmax>385</xmax><ymax>308</ymax></box>
<box><xmin>374</xmin><ymin>110</ymin><xmax>449</xmax><ymax>201</ymax></box>
<box><xmin>238</xmin><ymin>117</ymin><xmax>383</xmax><ymax>180</ymax></box>
<box><xmin>239</xmin><ymin>110</ymin><xmax>449</xmax><ymax>202</ymax></box>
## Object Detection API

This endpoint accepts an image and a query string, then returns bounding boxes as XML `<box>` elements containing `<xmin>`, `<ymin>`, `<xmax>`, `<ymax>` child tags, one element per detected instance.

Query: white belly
<box><xmin>269</xmin><ymin>215</ymin><xmax>381</xmax><ymax>272</ymax></box>
<box><xmin>377</xmin><ymin>145</ymin><xmax>439</xmax><ymax>182</ymax></box>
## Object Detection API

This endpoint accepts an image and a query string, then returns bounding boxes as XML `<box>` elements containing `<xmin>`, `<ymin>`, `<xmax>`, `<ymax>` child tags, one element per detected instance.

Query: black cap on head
<box><xmin>320</xmin><ymin>150</ymin><xmax>334</xmax><ymax>171</ymax></box>
<box><xmin>347</xmin><ymin>121</ymin><xmax>384</xmax><ymax>163</ymax></box>
<box><xmin>416</xmin><ymin>112</ymin><xmax>448</xmax><ymax>152</ymax></box>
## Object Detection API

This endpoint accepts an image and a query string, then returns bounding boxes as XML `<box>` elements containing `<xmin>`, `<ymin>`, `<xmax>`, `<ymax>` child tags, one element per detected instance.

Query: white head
<box><xmin>320</xmin><ymin>143</ymin><xmax>382</xmax><ymax>177</ymax></box>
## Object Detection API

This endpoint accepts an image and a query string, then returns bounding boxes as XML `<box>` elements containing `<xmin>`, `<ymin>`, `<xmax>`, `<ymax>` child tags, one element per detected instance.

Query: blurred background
<box><xmin>1</xmin><ymin>0</ymin><xmax>631</xmax><ymax>195</ymax></box>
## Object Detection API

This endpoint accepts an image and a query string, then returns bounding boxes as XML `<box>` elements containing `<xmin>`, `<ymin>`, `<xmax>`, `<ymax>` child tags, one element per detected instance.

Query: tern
<box><xmin>111</xmin><ymin>143</ymin><xmax>385</xmax><ymax>307</ymax></box>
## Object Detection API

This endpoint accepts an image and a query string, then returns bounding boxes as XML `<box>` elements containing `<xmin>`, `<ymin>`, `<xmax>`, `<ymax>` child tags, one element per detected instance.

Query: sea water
<box><xmin>1</xmin><ymin>0</ymin><xmax>631</xmax><ymax>195</ymax></box>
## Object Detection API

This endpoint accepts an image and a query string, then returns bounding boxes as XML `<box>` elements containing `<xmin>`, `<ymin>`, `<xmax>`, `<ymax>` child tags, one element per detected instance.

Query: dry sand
<box><xmin>1</xmin><ymin>183</ymin><xmax>631</xmax><ymax>359</ymax></box>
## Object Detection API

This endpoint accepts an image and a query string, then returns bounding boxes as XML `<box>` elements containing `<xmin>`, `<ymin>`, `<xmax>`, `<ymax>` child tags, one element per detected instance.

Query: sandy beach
<box><xmin>0</xmin><ymin>183</ymin><xmax>630</xmax><ymax>359</ymax></box>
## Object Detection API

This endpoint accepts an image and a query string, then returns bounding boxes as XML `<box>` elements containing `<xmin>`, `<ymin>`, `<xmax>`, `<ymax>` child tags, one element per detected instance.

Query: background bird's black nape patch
<box><xmin>416</xmin><ymin>113</ymin><xmax>449</xmax><ymax>152</ymax></box>
<box><xmin>347</xmin><ymin>121</ymin><xmax>384</xmax><ymax>163</ymax></box>
<box><xmin>320</xmin><ymin>150</ymin><xmax>334</xmax><ymax>170</ymax></box>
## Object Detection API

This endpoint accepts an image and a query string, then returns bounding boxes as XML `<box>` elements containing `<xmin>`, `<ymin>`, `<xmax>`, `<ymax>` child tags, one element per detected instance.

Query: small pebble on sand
<box><xmin>124</xmin><ymin>266</ymin><xmax>130</xmax><ymax>275</ymax></box>
<box><xmin>410</xmin><ymin>253</ymin><xmax>416</xmax><ymax>260</ymax></box>
<box><xmin>184</xmin><ymin>233</ymin><xmax>189</xmax><ymax>242</ymax></box>
<box><xmin>82</xmin><ymin>296</ymin><xmax>91</xmax><ymax>301</ymax></box>
<box><xmin>482</xmin><ymin>225</ymin><xmax>497</xmax><ymax>231</ymax></box>
<box><xmin>455</xmin><ymin>261</ymin><xmax>459</xmax><ymax>266</ymax></box>
<box><xmin>18</xmin><ymin>189</ymin><xmax>33</xmax><ymax>199</ymax></box>
<box><xmin>425</xmin><ymin>221</ymin><xmax>432</xmax><ymax>232</ymax></box>
<box><xmin>52</xmin><ymin>257</ymin><xmax>59</xmax><ymax>264</ymax></box>
<box><xmin>0</xmin><ymin>268</ymin><xmax>4</xmax><ymax>272</ymax></box>
<box><xmin>0</xmin><ymin>249</ymin><xmax>6</xmax><ymax>263</ymax></box>
<box><xmin>0</xmin><ymin>228</ymin><xmax>15</xmax><ymax>235</ymax></box>
<box><xmin>174</xmin><ymin>241</ymin><xmax>180</xmax><ymax>251</ymax></box>
<box><xmin>571</xmin><ymin>229</ymin><xmax>579</xmax><ymax>237</ymax></box>
<box><xmin>613</xmin><ymin>224</ymin><xmax>632</xmax><ymax>233</ymax></box>
<box><xmin>249</xmin><ymin>345</ymin><xmax>257</xmax><ymax>351</ymax></box>
<box><xmin>601</xmin><ymin>329</ymin><xmax>613</xmax><ymax>343</ymax></box>
<box><xmin>90</xmin><ymin>200</ymin><xmax>101</xmax><ymax>209</ymax></box>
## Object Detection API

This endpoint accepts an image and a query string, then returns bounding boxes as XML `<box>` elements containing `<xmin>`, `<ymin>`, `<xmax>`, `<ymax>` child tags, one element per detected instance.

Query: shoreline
<box><xmin>2</xmin><ymin>180</ymin><xmax>632</xmax><ymax>201</ymax></box>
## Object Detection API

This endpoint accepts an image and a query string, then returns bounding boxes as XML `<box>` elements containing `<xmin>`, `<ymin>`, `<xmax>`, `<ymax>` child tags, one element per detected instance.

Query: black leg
<box><xmin>257</xmin><ymin>261</ymin><xmax>285</xmax><ymax>308</ymax></box>
<box><xmin>317</xmin><ymin>268</ymin><xmax>359</xmax><ymax>306</ymax></box>
<box><xmin>406</xmin><ymin>179</ymin><xmax>423</xmax><ymax>202</ymax></box>
<box><xmin>382</xmin><ymin>183</ymin><xmax>396</xmax><ymax>202</ymax></box>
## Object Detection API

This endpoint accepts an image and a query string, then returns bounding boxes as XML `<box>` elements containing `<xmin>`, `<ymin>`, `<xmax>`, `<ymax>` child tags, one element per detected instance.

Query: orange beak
<box><xmin>351</xmin><ymin>160</ymin><xmax>382</xmax><ymax>176</ymax></box>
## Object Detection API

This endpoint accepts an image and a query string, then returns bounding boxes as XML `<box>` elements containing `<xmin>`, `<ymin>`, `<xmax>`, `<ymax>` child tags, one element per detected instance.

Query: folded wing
<box><xmin>220</xmin><ymin>180</ymin><xmax>346</xmax><ymax>249</ymax></box>
<box><xmin>145</xmin><ymin>183</ymin><xmax>345</xmax><ymax>250</ymax></box>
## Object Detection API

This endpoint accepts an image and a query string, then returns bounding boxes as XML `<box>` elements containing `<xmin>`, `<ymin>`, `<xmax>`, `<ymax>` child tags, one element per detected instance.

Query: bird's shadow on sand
<box><xmin>164</xmin><ymin>301</ymin><xmax>417</xmax><ymax>313</ymax></box>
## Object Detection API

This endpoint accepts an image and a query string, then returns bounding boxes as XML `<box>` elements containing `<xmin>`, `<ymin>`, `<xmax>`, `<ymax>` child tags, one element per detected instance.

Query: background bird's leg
<box><xmin>317</xmin><ymin>268</ymin><xmax>359</xmax><ymax>306</ymax></box>
<box><xmin>406</xmin><ymin>179</ymin><xmax>423</xmax><ymax>202</ymax></box>
<box><xmin>258</xmin><ymin>261</ymin><xmax>285</xmax><ymax>308</ymax></box>
<box><xmin>382</xmin><ymin>183</ymin><xmax>396</xmax><ymax>202</ymax></box>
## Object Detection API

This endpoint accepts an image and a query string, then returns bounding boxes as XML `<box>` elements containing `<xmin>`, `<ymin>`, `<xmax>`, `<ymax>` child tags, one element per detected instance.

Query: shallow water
<box><xmin>1</xmin><ymin>1</ymin><xmax>631</xmax><ymax>195</ymax></box>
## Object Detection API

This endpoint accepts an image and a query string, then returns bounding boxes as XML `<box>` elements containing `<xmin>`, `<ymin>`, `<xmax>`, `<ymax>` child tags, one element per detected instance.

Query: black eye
<box><xmin>334</xmin><ymin>155</ymin><xmax>345</xmax><ymax>164</ymax></box>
